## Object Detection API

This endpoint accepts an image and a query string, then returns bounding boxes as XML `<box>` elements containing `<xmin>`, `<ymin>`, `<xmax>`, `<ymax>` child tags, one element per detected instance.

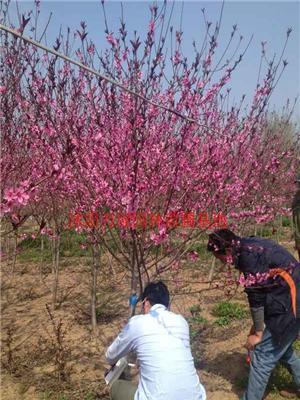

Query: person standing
<box><xmin>207</xmin><ymin>229</ymin><xmax>300</xmax><ymax>400</ymax></box>
<box><xmin>105</xmin><ymin>281</ymin><xmax>206</xmax><ymax>400</ymax></box>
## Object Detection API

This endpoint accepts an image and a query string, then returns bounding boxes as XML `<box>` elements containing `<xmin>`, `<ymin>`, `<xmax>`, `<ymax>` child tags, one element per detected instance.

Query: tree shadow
<box><xmin>202</xmin><ymin>350</ymin><xmax>249</xmax><ymax>396</ymax></box>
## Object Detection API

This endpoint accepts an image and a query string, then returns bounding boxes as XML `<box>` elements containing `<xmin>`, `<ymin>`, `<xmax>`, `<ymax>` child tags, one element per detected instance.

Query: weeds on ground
<box><xmin>188</xmin><ymin>241</ymin><xmax>211</xmax><ymax>261</ymax></box>
<box><xmin>187</xmin><ymin>304</ymin><xmax>208</xmax><ymax>342</ymax></box>
<box><xmin>18</xmin><ymin>230</ymin><xmax>88</xmax><ymax>263</ymax></box>
<box><xmin>212</xmin><ymin>301</ymin><xmax>248</xmax><ymax>326</ymax></box>
<box><xmin>268</xmin><ymin>364</ymin><xmax>295</xmax><ymax>395</ymax></box>
<box><xmin>282</xmin><ymin>216</ymin><xmax>292</xmax><ymax>227</ymax></box>
<box><xmin>39</xmin><ymin>389</ymin><xmax>105</xmax><ymax>400</ymax></box>
<box><xmin>189</xmin><ymin>304</ymin><xmax>202</xmax><ymax>315</ymax></box>
<box><xmin>267</xmin><ymin>339</ymin><xmax>299</xmax><ymax>394</ymax></box>
<box><xmin>188</xmin><ymin>304</ymin><xmax>208</xmax><ymax>328</ymax></box>
<box><xmin>45</xmin><ymin>304</ymin><xmax>71</xmax><ymax>383</ymax></box>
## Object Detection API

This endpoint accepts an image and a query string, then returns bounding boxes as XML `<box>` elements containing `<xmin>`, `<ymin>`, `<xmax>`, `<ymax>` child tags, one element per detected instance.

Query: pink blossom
<box><xmin>188</xmin><ymin>251</ymin><xmax>199</xmax><ymax>261</ymax></box>
<box><xmin>106</xmin><ymin>33</ymin><xmax>117</xmax><ymax>46</ymax></box>
<box><xmin>148</xmin><ymin>20</ymin><xmax>155</xmax><ymax>33</ymax></box>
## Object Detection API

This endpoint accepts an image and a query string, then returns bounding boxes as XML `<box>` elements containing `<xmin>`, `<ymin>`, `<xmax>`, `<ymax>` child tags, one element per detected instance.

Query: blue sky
<box><xmin>9</xmin><ymin>1</ymin><xmax>300</xmax><ymax>119</ymax></box>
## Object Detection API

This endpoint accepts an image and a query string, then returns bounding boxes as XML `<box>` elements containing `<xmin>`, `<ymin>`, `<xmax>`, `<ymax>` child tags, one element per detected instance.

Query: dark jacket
<box><xmin>292</xmin><ymin>189</ymin><xmax>300</xmax><ymax>249</ymax></box>
<box><xmin>233</xmin><ymin>236</ymin><xmax>300</xmax><ymax>343</ymax></box>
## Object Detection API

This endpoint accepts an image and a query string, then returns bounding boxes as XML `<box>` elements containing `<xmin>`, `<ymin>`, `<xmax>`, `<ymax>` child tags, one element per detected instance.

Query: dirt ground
<box><xmin>1</xmin><ymin>236</ymin><xmax>299</xmax><ymax>400</ymax></box>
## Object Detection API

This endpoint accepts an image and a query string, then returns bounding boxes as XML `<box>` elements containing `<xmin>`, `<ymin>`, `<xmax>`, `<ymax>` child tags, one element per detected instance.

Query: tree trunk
<box><xmin>51</xmin><ymin>235</ymin><xmax>60</xmax><ymax>310</ymax></box>
<box><xmin>5</xmin><ymin>234</ymin><xmax>10</xmax><ymax>264</ymax></box>
<box><xmin>129</xmin><ymin>235</ymin><xmax>139</xmax><ymax>318</ymax></box>
<box><xmin>129</xmin><ymin>268</ymin><xmax>138</xmax><ymax>318</ymax></box>
<box><xmin>208</xmin><ymin>256</ymin><xmax>216</xmax><ymax>287</ymax></box>
<box><xmin>108</xmin><ymin>252</ymin><xmax>116</xmax><ymax>276</ymax></box>
<box><xmin>39</xmin><ymin>235</ymin><xmax>44</xmax><ymax>280</ymax></box>
<box><xmin>91</xmin><ymin>243</ymin><xmax>100</xmax><ymax>334</ymax></box>
<box><xmin>11</xmin><ymin>231</ymin><xmax>18</xmax><ymax>274</ymax></box>
<box><xmin>276</xmin><ymin>215</ymin><xmax>282</xmax><ymax>244</ymax></box>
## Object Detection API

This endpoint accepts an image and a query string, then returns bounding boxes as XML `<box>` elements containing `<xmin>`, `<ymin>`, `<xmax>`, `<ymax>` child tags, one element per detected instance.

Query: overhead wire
<box><xmin>0</xmin><ymin>23</ymin><xmax>208</xmax><ymax>127</ymax></box>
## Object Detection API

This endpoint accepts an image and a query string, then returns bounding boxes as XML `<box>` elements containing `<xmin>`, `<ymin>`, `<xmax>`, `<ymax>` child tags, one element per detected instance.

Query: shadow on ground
<box><xmin>203</xmin><ymin>350</ymin><xmax>248</xmax><ymax>396</ymax></box>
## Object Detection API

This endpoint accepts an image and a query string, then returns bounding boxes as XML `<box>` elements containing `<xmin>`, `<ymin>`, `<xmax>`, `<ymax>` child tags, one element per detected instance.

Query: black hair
<box><xmin>207</xmin><ymin>229</ymin><xmax>238</xmax><ymax>255</ymax></box>
<box><xmin>141</xmin><ymin>281</ymin><xmax>170</xmax><ymax>308</ymax></box>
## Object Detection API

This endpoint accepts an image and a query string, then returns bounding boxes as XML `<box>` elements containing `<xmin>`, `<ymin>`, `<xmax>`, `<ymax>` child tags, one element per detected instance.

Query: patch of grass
<box><xmin>189</xmin><ymin>315</ymin><xmax>208</xmax><ymax>325</ymax></box>
<box><xmin>189</xmin><ymin>304</ymin><xmax>202</xmax><ymax>315</ymax></box>
<box><xmin>282</xmin><ymin>216</ymin><xmax>292</xmax><ymax>227</ymax></box>
<box><xmin>18</xmin><ymin>236</ymin><xmax>52</xmax><ymax>262</ymax></box>
<box><xmin>212</xmin><ymin>301</ymin><xmax>248</xmax><ymax>326</ymax></box>
<box><xmin>188</xmin><ymin>305</ymin><xmax>208</xmax><ymax>341</ymax></box>
<box><xmin>18</xmin><ymin>230</ymin><xmax>89</xmax><ymax>263</ymax></box>
<box><xmin>39</xmin><ymin>391</ymin><xmax>54</xmax><ymax>400</ymax></box>
<box><xmin>190</xmin><ymin>328</ymin><xmax>199</xmax><ymax>340</ymax></box>
<box><xmin>187</xmin><ymin>303</ymin><xmax>208</xmax><ymax>328</ymax></box>
<box><xmin>268</xmin><ymin>364</ymin><xmax>294</xmax><ymax>393</ymax></box>
<box><xmin>59</xmin><ymin>230</ymin><xmax>89</xmax><ymax>257</ymax></box>
<box><xmin>215</xmin><ymin>316</ymin><xmax>231</xmax><ymax>327</ymax></box>
<box><xmin>260</xmin><ymin>226</ymin><xmax>273</xmax><ymax>237</ymax></box>
<box><xmin>84</xmin><ymin>394</ymin><xmax>98</xmax><ymax>400</ymax></box>
<box><xmin>188</xmin><ymin>241</ymin><xmax>211</xmax><ymax>260</ymax></box>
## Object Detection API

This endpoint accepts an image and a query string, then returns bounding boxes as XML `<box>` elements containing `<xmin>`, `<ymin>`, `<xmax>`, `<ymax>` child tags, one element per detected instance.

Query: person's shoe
<box><xmin>279</xmin><ymin>388</ymin><xmax>300</xmax><ymax>398</ymax></box>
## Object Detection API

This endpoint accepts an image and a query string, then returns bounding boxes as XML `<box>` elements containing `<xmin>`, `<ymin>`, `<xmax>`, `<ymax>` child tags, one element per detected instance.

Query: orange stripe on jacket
<box><xmin>269</xmin><ymin>268</ymin><xmax>297</xmax><ymax>317</ymax></box>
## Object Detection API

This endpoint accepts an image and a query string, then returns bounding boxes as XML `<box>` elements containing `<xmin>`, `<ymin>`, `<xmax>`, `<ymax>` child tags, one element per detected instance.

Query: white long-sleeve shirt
<box><xmin>105</xmin><ymin>304</ymin><xmax>206</xmax><ymax>400</ymax></box>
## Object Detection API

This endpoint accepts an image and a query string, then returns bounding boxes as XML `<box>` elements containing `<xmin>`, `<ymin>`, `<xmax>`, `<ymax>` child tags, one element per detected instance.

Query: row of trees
<box><xmin>1</xmin><ymin>1</ymin><xmax>298</xmax><ymax>330</ymax></box>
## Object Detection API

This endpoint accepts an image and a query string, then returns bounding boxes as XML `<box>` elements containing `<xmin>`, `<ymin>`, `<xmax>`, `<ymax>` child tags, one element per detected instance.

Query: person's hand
<box><xmin>248</xmin><ymin>325</ymin><xmax>255</xmax><ymax>335</ymax></box>
<box><xmin>245</xmin><ymin>332</ymin><xmax>263</xmax><ymax>351</ymax></box>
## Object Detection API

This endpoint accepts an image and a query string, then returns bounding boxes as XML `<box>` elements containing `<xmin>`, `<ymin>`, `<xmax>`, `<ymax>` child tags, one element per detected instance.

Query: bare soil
<box><xmin>1</xmin><ymin>238</ymin><xmax>298</xmax><ymax>400</ymax></box>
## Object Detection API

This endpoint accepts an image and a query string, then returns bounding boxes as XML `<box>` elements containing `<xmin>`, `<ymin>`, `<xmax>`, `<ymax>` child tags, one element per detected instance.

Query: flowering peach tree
<box><xmin>0</xmin><ymin>1</ymin><xmax>298</xmax><ymax>321</ymax></box>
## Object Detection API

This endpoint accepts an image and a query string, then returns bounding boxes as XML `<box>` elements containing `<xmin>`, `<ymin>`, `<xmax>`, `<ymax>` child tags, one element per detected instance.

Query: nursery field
<box><xmin>1</xmin><ymin>222</ymin><xmax>299</xmax><ymax>400</ymax></box>
<box><xmin>1</xmin><ymin>1</ymin><xmax>299</xmax><ymax>399</ymax></box>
